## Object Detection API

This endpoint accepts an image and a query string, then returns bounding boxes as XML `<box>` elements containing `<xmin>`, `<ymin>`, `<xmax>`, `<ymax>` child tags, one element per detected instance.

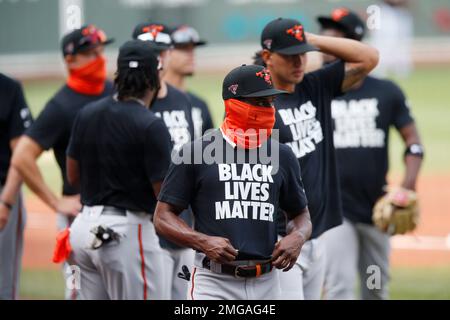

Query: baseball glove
<box><xmin>372</xmin><ymin>186</ymin><xmax>420</xmax><ymax>235</ymax></box>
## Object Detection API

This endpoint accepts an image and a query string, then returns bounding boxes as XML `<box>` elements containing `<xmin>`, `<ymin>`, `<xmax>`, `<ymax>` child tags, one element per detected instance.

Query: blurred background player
<box><xmin>132</xmin><ymin>22</ymin><xmax>195</xmax><ymax>300</ymax></box>
<box><xmin>11</xmin><ymin>25</ymin><xmax>114</xmax><ymax>299</ymax></box>
<box><xmin>0</xmin><ymin>74</ymin><xmax>33</xmax><ymax>299</ymax></box>
<box><xmin>257</xmin><ymin>17</ymin><xmax>379</xmax><ymax>299</ymax></box>
<box><xmin>66</xmin><ymin>40</ymin><xmax>171</xmax><ymax>300</ymax></box>
<box><xmin>165</xmin><ymin>24</ymin><xmax>214</xmax><ymax>139</ymax></box>
<box><xmin>317</xmin><ymin>8</ymin><xmax>423</xmax><ymax>299</ymax></box>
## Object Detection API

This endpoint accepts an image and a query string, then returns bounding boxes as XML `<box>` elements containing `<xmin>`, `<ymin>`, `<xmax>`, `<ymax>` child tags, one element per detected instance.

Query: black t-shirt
<box><xmin>152</xmin><ymin>84</ymin><xmax>195</xmax><ymax>150</ymax></box>
<box><xmin>25</xmin><ymin>82</ymin><xmax>113</xmax><ymax>195</ymax></box>
<box><xmin>332</xmin><ymin>76</ymin><xmax>414</xmax><ymax>224</ymax></box>
<box><xmin>274</xmin><ymin>60</ymin><xmax>345</xmax><ymax>239</ymax></box>
<box><xmin>0</xmin><ymin>73</ymin><xmax>33</xmax><ymax>184</ymax></box>
<box><xmin>158</xmin><ymin>129</ymin><xmax>308</xmax><ymax>260</ymax></box>
<box><xmin>67</xmin><ymin>96</ymin><xmax>172</xmax><ymax>213</ymax></box>
<box><xmin>187</xmin><ymin>91</ymin><xmax>214</xmax><ymax>139</ymax></box>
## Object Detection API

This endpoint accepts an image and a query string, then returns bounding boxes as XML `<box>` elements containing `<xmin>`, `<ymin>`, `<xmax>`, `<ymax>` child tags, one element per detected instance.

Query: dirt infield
<box><xmin>22</xmin><ymin>174</ymin><xmax>450</xmax><ymax>270</ymax></box>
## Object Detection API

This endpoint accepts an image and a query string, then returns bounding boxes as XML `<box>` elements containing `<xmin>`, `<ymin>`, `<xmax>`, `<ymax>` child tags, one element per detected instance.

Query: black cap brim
<box><xmin>274</xmin><ymin>43</ymin><xmax>318</xmax><ymax>55</ymax></box>
<box><xmin>241</xmin><ymin>88</ymin><xmax>287</xmax><ymax>98</ymax></box>
<box><xmin>174</xmin><ymin>40</ymin><xmax>207</xmax><ymax>47</ymax></box>
<box><xmin>317</xmin><ymin>17</ymin><xmax>346</xmax><ymax>33</ymax></box>
<box><xmin>77</xmin><ymin>38</ymin><xmax>115</xmax><ymax>54</ymax></box>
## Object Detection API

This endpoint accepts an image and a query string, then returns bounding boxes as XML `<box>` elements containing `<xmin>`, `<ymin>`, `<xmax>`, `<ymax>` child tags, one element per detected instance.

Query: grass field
<box><xmin>17</xmin><ymin>66</ymin><xmax>450</xmax><ymax>300</ymax></box>
<box><xmin>19</xmin><ymin>266</ymin><xmax>450</xmax><ymax>300</ymax></box>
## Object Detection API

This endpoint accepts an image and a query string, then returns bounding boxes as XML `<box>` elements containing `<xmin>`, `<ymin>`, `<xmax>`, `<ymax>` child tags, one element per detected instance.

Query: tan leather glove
<box><xmin>372</xmin><ymin>187</ymin><xmax>420</xmax><ymax>235</ymax></box>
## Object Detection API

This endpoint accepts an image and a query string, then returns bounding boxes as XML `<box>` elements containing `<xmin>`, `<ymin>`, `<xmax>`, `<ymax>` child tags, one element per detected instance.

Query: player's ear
<box><xmin>261</xmin><ymin>49</ymin><xmax>272</xmax><ymax>66</ymax></box>
<box><xmin>64</xmin><ymin>54</ymin><xmax>76</xmax><ymax>66</ymax></box>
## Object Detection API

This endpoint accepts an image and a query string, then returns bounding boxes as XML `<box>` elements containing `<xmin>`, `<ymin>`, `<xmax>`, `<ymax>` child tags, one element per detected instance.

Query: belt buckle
<box><xmin>234</xmin><ymin>266</ymin><xmax>243</xmax><ymax>278</ymax></box>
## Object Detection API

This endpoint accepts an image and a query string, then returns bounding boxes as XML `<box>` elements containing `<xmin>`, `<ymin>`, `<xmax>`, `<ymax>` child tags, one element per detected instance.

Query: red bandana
<box><xmin>220</xmin><ymin>98</ymin><xmax>275</xmax><ymax>149</ymax></box>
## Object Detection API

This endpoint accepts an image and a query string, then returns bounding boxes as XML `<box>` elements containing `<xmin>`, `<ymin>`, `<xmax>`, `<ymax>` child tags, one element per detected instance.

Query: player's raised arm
<box><xmin>306</xmin><ymin>32</ymin><xmax>379</xmax><ymax>92</ymax></box>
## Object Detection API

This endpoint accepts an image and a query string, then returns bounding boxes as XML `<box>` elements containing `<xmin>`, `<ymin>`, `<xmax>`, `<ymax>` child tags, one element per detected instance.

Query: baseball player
<box><xmin>317</xmin><ymin>8</ymin><xmax>424</xmax><ymax>300</ymax></box>
<box><xmin>132</xmin><ymin>22</ymin><xmax>196</xmax><ymax>300</ymax></box>
<box><xmin>0</xmin><ymin>74</ymin><xmax>33</xmax><ymax>299</ymax></box>
<box><xmin>154</xmin><ymin>64</ymin><xmax>312</xmax><ymax>300</ymax></box>
<box><xmin>164</xmin><ymin>24</ymin><xmax>214</xmax><ymax>139</ymax></box>
<box><xmin>11</xmin><ymin>25</ymin><xmax>114</xmax><ymax>299</ymax></box>
<box><xmin>65</xmin><ymin>40</ymin><xmax>172</xmax><ymax>300</ymax></box>
<box><xmin>255</xmin><ymin>17</ymin><xmax>379</xmax><ymax>299</ymax></box>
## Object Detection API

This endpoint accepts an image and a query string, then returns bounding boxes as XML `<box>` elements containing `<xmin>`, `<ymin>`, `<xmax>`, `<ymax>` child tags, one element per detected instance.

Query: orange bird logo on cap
<box><xmin>332</xmin><ymin>8</ymin><xmax>350</xmax><ymax>21</ymax></box>
<box><xmin>286</xmin><ymin>25</ymin><xmax>304</xmax><ymax>41</ymax></box>
<box><xmin>142</xmin><ymin>24</ymin><xmax>164</xmax><ymax>38</ymax></box>
<box><xmin>256</xmin><ymin>69</ymin><xmax>272</xmax><ymax>85</ymax></box>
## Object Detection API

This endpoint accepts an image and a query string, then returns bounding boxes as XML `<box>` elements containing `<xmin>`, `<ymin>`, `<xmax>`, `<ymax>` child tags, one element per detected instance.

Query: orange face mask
<box><xmin>221</xmin><ymin>98</ymin><xmax>276</xmax><ymax>149</ymax></box>
<box><xmin>67</xmin><ymin>55</ymin><xmax>107</xmax><ymax>95</ymax></box>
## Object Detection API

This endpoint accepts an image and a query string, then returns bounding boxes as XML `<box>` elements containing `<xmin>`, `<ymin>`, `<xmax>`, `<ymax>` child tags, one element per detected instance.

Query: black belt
<box><xmin>202</xmin><ymin>257</ymin><xmax>273</xmax><ymax>278</ymax></box>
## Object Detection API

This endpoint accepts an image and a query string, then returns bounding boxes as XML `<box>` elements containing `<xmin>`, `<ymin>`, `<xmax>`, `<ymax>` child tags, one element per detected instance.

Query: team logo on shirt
<box><xmin>286</xmin><ymin>25</ymin><xmax>304</xmax><ymax>41</ymax></box>
<box><xmin>215</xmin><ymin>164</ymin><xmax>275</xmax><ymax>222</ymax></box>
<box><xmin>278</xmin><ymin>101</ymin><xmax>324</xmax><ymax>158</ymax></box>
<box><xmin>332</xmin><ymin>98</ymin><xmax>385</xmax><ymax>148</ymax></box>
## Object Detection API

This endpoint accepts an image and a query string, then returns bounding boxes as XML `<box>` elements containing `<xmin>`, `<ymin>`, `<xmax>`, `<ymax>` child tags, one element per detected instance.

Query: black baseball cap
<box><xmin>170</xmin><ymin>25</ymin><xmax>207</xmax><ymax>46</ymax></box>
<box><xmin>317</xmin><ymin>8</ymin><xmax>366</xmax><ymax>41</ymax></box>
<box><xmin>117</xmin><ymin>40</ymin><xmax>159</xmax><ymax>71</ymax></box>
<box><xmin>61</xmin><ymin>24</ymin><xmax>113</xmax><ymax>56</ymax></box>
<box><xmin>222</xmin><ymin>64</ymin><xmax>286</xmax><ymax>100</ymax></box>
<box><xmin>132</xmin><ymin>22</ymin><xmax>172</xmax><ymax>50</ymax></box>
<box><xmin>261</xmin><ymin>18</ymin><xmax>318</xmax><ymax>55</ymax></box>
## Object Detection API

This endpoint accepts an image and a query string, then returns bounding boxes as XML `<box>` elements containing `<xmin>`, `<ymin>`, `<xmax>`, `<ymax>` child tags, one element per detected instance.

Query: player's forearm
<box><xmin>286</xmin><ymin>207</ymin><xmax>312</xmax><ymax>243</ymax></box>
<box><xmin>402</xmin><ymin>156</ymin><xmax>423</xmax><ymax>191</ymax></box>
<box><xmin>11</xmin><ymin>152</ymin><xmax>58</xmax><ymax>211</ymax></box>
<box><xmin>0</xmin><ymin>166</ymin><xmax>23</xmax><ymax>205</ymax></box>
<box><xmin>154</xmin><ymin>202</ymin><xmax>208</xmax><ymax>252</ymax></box>
<box><xmin>306</xmin><ymin>33</ymin><xmax>379</xmax><ymax>70</ymax></box>
<box><xmin>400</xmin><ymin>123</ymin><xmax>423</xmax><ymax>191</ymax></box>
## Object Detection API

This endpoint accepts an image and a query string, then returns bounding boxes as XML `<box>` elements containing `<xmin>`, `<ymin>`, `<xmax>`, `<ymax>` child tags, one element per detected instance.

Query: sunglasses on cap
<box><xmin>171</xmin><ymin>26</ymin><xmax>205</xmax><ymax>45</ymax></box>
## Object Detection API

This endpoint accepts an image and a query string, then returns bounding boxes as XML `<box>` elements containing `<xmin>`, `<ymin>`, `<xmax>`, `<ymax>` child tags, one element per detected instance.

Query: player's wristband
<box><xmin>0</xmin><ymin>199</ymin><xmax>13</xmax><ymax>210</ymax></box>
<box><xmin>404</xmin><ymin>143</ymin><xmax>424</xmax><ymax>159</ymax></box>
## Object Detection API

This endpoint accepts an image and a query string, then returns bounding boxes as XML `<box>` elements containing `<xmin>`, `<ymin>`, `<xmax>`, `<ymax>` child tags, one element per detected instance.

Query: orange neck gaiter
<box><xmin>67</xmin><ymin>56</ymin><xmax>107</xmax><ymax>95</ymax></box>
<box><xmin>221</xmin><ymin>98</ymin><xmax>275</xmax><ymax>149</ymax></box>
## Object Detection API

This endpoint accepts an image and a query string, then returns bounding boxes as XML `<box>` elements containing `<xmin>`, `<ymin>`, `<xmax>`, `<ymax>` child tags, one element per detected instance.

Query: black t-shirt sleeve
<box><xmin>25</xmin><ymin>100</ymin><xmax>67</xmax><ymax>150</ymax></box>
<box><xmin>279</xmin><ymin>148</ymin><xmax>308</xmax><ymax>214</ymax></box>
<box><xmin>311</xmin><ymin>60</ymin><xmax>346</xmax><ymax>98</ymax></box>
<box><xmin>158</xmin><ymin>144</ymin><xmax>195</xmax><ymax>210</ymax></box>
<box><xmin>198</xmin><ymin>99</ymin><xmax>214</xmax><ymax>131</ymax></box>
<box><xmin>389</xmin><ymin>82</ymin><xmax>414</xmax><ymax>130</ymax></box>
<box><xmin>66</xmin><ymin>111</ymin><xmax>83</xmax><ymax>160</ymax></box>
<box><xmin>203</xmin><ymin>106</ymin><xmax>214</xmax><ymax>132</ymax></box>
<box><xmin>144</xmin><ymin>119</ymin><xmax>173</xmax><ymax>183</ymax></box>
<box><xmin>8</xmin><ymin>81</ymin><xmax>33</xmax><ymax>140</ymax></box>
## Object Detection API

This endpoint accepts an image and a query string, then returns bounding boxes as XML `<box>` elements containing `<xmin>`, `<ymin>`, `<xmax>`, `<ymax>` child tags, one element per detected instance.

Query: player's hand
<box><xmin>271</xmin><ymin>232</ymin><xmax>305</xmax><ymax>272</ymax></box>
<box><xmin>0</xmin><ymin>202</ymin><xmax>11</xmax><ymax>231</ymax></box>
<box><xmin>56</xmin><ymin>195</ymin><xmax>82</xmax><ymax>217</ymax></box>
<box><xmin>201</xmin><ymin>235</ymin><xmax>238</xmax><ymax>264</ymax></box>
